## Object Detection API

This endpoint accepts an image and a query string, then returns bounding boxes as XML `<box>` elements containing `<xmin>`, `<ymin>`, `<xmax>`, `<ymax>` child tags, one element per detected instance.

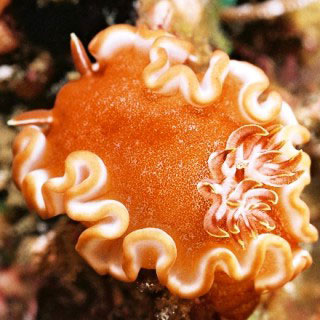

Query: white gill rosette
<box><xmin>198</xmin><ymin>124</ymin><xmax>310</xmax><ymax>247</ymax></box>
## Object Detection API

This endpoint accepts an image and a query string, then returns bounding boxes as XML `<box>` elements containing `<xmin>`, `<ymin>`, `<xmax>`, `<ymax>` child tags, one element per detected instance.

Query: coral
<box><xmin>221</xmin><ymin>0</ymin><xmax>320</xmax><ymax>22</ymax></box>
<box><xmin>0</xmin><ymin>268</ymin><xmax>38</xmax><ymax>319</ymax></box>
<box><xmin>137</xmin><ymin>0</ymin><xmax>232</xmax><ymax>58</ymax></box>
<box><xmin>0</xmin><ymin>117</ymin><xmax>15</xmax><ymax>191</ymax></box>
<box><xmin>0</xmin><ymin>0</ymin><xmax>18</xmax><ymax>55</ymax></box>
<box><xmin>7</xmin><ymin>51</ymin><xmax>54</xmax><ymax>100</ymax></box>
<box><xmin>37</xmin><ymin>0</ymin><xmax>79</xmax><ymax>7</ymax></box>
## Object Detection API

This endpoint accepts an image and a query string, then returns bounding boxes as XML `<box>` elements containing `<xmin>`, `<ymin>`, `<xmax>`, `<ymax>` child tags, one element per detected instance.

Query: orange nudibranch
<box><xmin>9</xmin><ymin>24</ymin><xmax>318</xmax><ymax>319</ymax></box>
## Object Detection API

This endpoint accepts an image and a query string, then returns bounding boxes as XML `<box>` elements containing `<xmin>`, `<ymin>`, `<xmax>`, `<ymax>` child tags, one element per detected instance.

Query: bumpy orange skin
<box><xmin>10</xmin><ymin>26</ymin><xmax>317</xmax><ymax>320</ymax></box>
<box><xmin>40</xmin><ymin>49</ymin><xmax>261</xmax><ymax>318</ymax></box>
<box><xmin>42</xmin><ymin>49</ymin><xmax>248</xmax><ymax>252</ymax></box>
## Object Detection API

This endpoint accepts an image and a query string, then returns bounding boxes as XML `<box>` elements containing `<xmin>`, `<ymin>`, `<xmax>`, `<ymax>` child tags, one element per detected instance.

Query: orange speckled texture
<box><xmin>9</xmin><ymin>25</ymin><xmax>317</xmax><ymax>320</ymax></box>
<box><xmin>41</xmin><ymin>47</ymin><xmax>251</xmax><ymax>259</ymax></box>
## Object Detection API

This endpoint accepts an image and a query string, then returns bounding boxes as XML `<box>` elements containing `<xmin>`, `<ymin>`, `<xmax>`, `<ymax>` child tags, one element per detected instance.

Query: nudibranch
<box><xmin>8</xmin><ymin>24</ymin><xmax>318</xmax><ymax>319</ymax></box>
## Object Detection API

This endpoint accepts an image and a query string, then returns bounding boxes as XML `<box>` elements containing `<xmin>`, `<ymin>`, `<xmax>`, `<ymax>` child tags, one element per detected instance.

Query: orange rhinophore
<box><xmin>8</xmin><ymin>24</ymin><xmax>318</xmax><ymax>319</ymax></box>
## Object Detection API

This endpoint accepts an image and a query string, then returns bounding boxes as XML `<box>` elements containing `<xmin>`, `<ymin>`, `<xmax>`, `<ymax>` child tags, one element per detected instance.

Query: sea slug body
<box><xmin>9</xmin><ymin>24</ymin><xmax>318</xmax><ymax>319</ymax></box>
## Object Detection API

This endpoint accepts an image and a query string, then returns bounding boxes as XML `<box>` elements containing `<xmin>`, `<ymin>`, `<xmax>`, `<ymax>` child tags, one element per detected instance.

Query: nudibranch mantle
<box><xmin>9</xmin><ymin>24</ymin><xmax>317</xmax><ymax>300</ymax></box>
